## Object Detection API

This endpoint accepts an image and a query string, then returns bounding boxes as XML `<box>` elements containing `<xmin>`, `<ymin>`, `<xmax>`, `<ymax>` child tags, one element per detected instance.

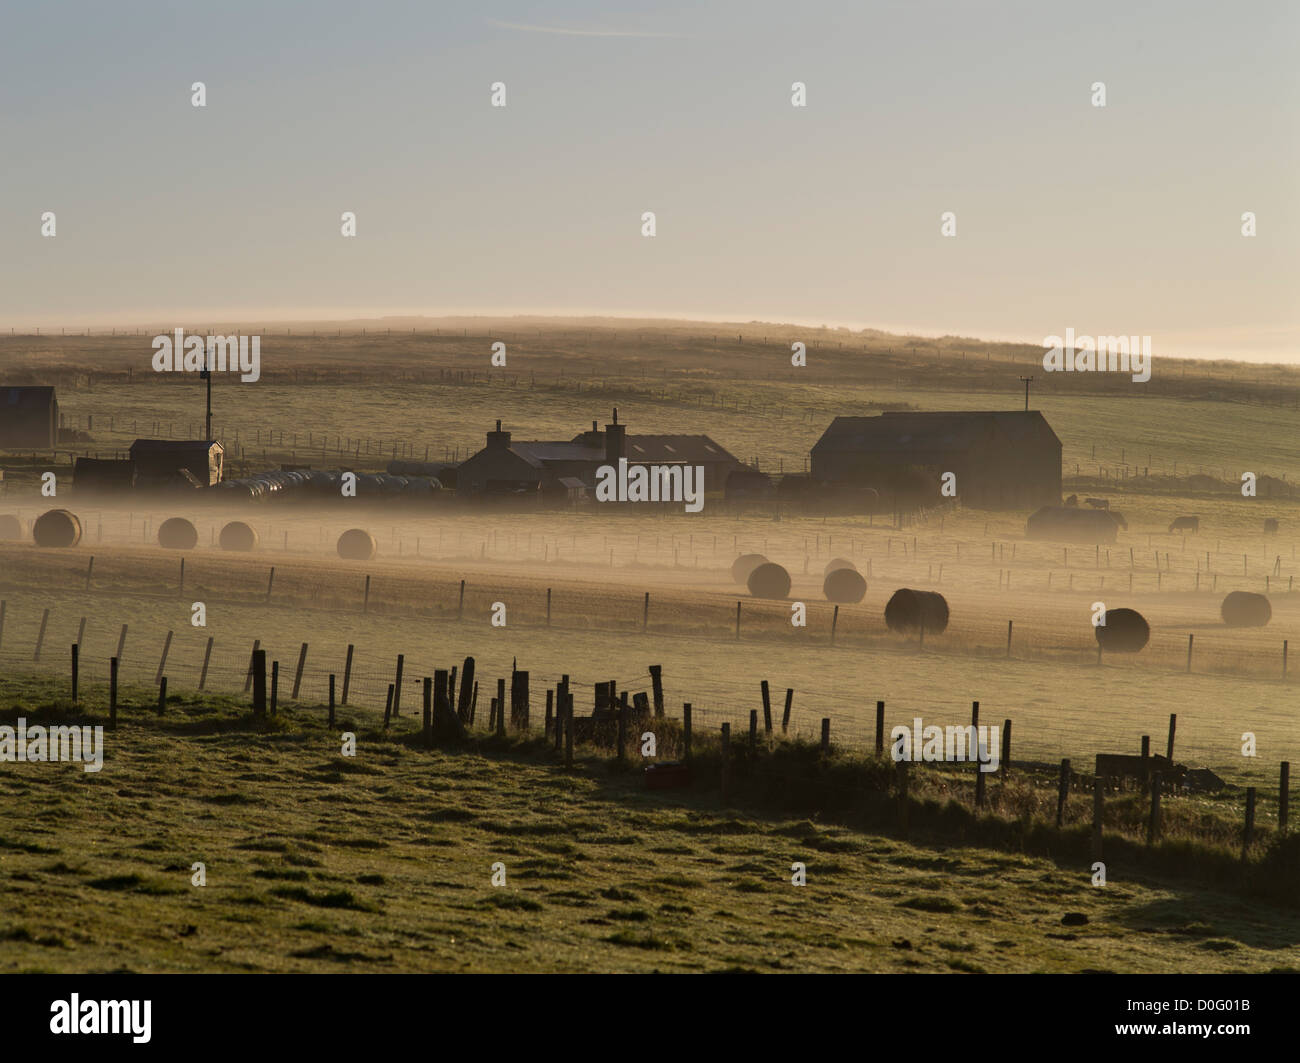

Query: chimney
<box><xmin>487</xmin><ymin>419</ymin><xmax>510</xmax><ymax>450</ymax></box>
<box><xmin>604</xmin><ymin>407</ymin><xmax>625</xmax><ymax>464</ymax></box>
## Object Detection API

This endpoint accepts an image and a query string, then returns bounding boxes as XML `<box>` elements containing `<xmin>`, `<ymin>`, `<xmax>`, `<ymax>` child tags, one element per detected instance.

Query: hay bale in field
<box><xmin>824</xmin><ymin>557</ymin><xmax>856</xmax><ymax>576</ymax></box>
<box><xmin>157</xmin><ymin>517</ymin><xmax>198</xmax><ymax>550</ymax></box>
<box><xmin>32</xmin><ymin>509</ymin><xmax>81</xmax><ymax>548</ymax></box>
<box><xmin>1220</xmin><ymin>591</ymin><xmax>1271</xmax><ymax>628</ymax></box>
<box><xmin>0</xmin><ymin>514</ymin><xmax>23</xmax><ymax>540</ymax></box>
<box><xmin>337</xmin><ymin>528</ymin><xmax>377</xmax><ymax>561</ymax></box>
<box><xmin>884</xmin><ymin>589</ymin><xmax>949</xmax><ymax>634</ymax></box>
<box><xmin>1094</xmin><ymin>607</ymin><xmax>1149</xmax><ymax>652</ymax></box>
<box><xmin>1026</xmin><ymin>506</ymin><xmax>1118</xmax><ymax>544</ymax></box>
<box><xmin>823</xmin><ymin>567</ymin><xmax>867</xmax><ymax>603</ymax></box>
<box><xmin>218</xmin><ymin>520</ymin><xmax>259</xmax><ymax>552</ymax></box>
<box><xmin>747</xmin><ymin>561</ymin><xmax>791</xmax><ymax>599</ymax></box>
<box><xmin>731</xmin><ymin>553</ymin><xmax>767</xmax><ymax>584</ymax></box>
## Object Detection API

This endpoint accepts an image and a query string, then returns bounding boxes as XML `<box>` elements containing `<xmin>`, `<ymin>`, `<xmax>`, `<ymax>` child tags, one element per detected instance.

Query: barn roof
<box><xmin>624</xmin><ymin>435</ymin><xmax>740</xmax><ymax>464</ymax></box>
<box><xmin>814</xmin><ymin>411</ymin><xmax>1059</xmax><ymax>453</ymax></box>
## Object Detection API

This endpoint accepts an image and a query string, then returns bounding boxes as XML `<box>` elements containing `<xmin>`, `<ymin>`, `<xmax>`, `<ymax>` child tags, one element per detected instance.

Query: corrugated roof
<box><xmin>2</xmin><ymin>386</ymin><xmax>56</xmax><ymax>408</ymax></box>
<box><xmin>816</xmin><ymin>411</ymin><xmax>1059</xmax><ymax>452</ymax></box>
<box><xmin>624</xmin><ymin>435</ymin><xmax>740</xmax><ymax>464</ymax></box>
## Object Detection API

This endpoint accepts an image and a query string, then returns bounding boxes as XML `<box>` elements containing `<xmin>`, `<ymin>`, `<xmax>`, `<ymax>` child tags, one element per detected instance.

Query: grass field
<box><xmin>1</xmin><ymin>674</ymin><xmax>1297</xmax><ymax>974</ymax></box>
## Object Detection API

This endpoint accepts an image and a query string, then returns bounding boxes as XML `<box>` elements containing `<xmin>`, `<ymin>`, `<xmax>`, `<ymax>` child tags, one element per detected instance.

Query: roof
<box><xmin>129</xmin><ymin>438</ymin><xmax>222</xmax><ymax>453</ymax></box>
<box><xmin>624</xmin><ymin>435</ymin><xmax>740</xmax><ymax>464</ymax></box>
<box><xmin>510</xmin><ymin>442</ymin><xmax>603</xmax><ymax>464</ymax></box>
<box><xmin>1</xmin><ymin>386</ymin><xmax>56</xmax><ymax>408</ymax></box>
<box><xmin>814</xmin><ymin>411</ymin><xmax>1059</xmax><ymax>453</ymax></box>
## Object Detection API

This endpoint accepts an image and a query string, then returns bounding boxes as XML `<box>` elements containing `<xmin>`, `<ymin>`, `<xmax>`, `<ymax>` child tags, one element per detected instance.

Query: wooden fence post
<box><xmin>110</xmin><ymin>656</ymin><xmax>118</xmax><ymax>729</ymax></box>
<box><xmin>683</xmin><ymin>703</ymin><xmax>692</xmax><ymax>760</ymax></box>
<box><xmin>720</xmin><ymin>723</ymin><xmax>731</xmax><ymax>803</ymax></box>
<box><xmin>252</xmin><ymin>649</ymin><xmax>267</xmax><ymax>716</ymax></box>
<box><xmin>383</xmin><ymin>684</ymin><xmax>393</xmax><ymax>728</ymax></box>
<box><xmin>266</xmin><ymin>566</ymin><xmax>275</xmax><ymax>602</ymax></box>
<box><xmin>154</xmin><ymin>629</ymin><xmax>173</xmax><ymax>685</ymax></box>
<box><xmin>643</xmin><ymin>591</ymin><xmax>650</xmax><ymax>631</ymax></box>
<box><xmin>875</xmin><ymin>700</ymin><xmax>885</xmax><ymax>754</ymax></box>
<box><xmin>760</xmin><ymin>681</ymin><xmax>772</xmax><ymax>734</ymax></box>
<box><xmin>270</xmin><ymin>660</ymin><xmax>279</xmax><ymax>715</ymax></box>
<box><xmin>342</xmin><ymin>644</ymin><xmax>354</xmax><ymax>705</ymax></box>
<box><xmin>70</xmin><ymin>643</ymin><xmax>79</xmax><ymax>701</ymax></box>
<box><xmin>457</xmin><ymin>656</ymin><xmax>476</xmax><ymax>722</ymax></box>
<box><xmin>1055</xmin><ymin>759</ymin><xmax>1071</xmax><ymax>827</ymax></box>
<box><xmin>782</xmin><ymin>688</ymin><xmax>794</xmax><ymax>735</ymax></box>
<box><xmin>1006</xmin><ymin>620</ymin><xmax>1012</xmax><ymax>657</ymax></box>
<box><xmin>1166</xmin><ymin>713</ymin><xmax>1177</xmax><ymax>761</ymax></box>
<box><xmin>157</xmin><ymin>676</ymin><xmax>167</xmax><ymax>716</ymax></box>
<box><xmin>820</xmin><ymin>717</ymin><xmax>830</xmax><ymax>755</ymax></box>
<box><xmin>1001</xmin><ymin>719</ymin><xmax>1012</xmax><ymax>777</ymax></box>
<box><xmin>85</xmin><ymin>556</ymin><xmax>94</xmax><ymax>590</ymax></box>
<box><xmin>292</xmin><ymin>642</ymin><xmax>308</xmax><ymax>700</ymax></box>
<box><xmin>831</xmin><ymin>605</ymin><xmax>839</xmax><ymax>646</ymax></box>
<box><xmin>649</xmin><ymin>665</ymin><xmax>663</xmax><ymax>718</ymax></box>
<box><xmin>458</xmin><ymin>579</ymin><xmax>465</xmax><ymax>620</ymax></box>
<box><xmin>199</xmin><ymin>636</ymin><xmax>213</xmax><ymax>690</ymax></box>
<box><xmin>1186</xmin><ymin>634</ymin><xmax>1194</xmax><ymax>673</ymax></box>
<box><xmin>393</xmin><ymin>654</ymin><xmax>404</xmax><ymax>716</ymax></box>
<box><xmin>363</xmin><ymin>574</ymin><xmax>370</xmax><ymax>613</ymax></box>
<box><xmin>735</xmin><ymin>601</ymin><xmax>741</xmax><ymax>639</ymax></box>
<box><xmin>496</xmin><ymin>677</ymin><xmax>506</xmax><ymax>736</ymax></box>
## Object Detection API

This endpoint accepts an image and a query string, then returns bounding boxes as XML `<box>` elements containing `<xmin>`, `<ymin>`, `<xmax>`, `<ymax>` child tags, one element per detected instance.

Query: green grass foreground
<box><xmin>0</xmin><ymin>673</ymin><xmax>1298</xmax><ymax>973</ymax></box>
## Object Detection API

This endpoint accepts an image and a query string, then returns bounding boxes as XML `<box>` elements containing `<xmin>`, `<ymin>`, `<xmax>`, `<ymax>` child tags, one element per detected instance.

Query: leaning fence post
<box><xmin>110</xmin><ymin>656</ymin><xmax>119</xmax><ymax>729</ymax></box>
<box><xmin>760</xmin><ymin>681</ymin><xmax>772</xmax><ymax>734</ymax></box>
<box><xmin>831</xmin><ymin>605</ymin><xmax>839</xmax><ymax>646</ymax></box>
<box><xmin>1166</xmin><ymin>713</ymin><xmax>1177</xmax><ymax>761</ymax></box>
<box><xmin>154</xmin><ymin>629</ymin><xmax>173</xmax><ymax>685</ymax></box>
<box><xmin>199</xmin><ymin>636</ymin><xmax>213</xmax><ymax>690</ymax></box>
<box><xmin>342</xmin><ymin>644</ymin><xmax>354</xmax><ymax>705</ymax></box>
<box><xmin>70</xmin><ymin>643</ymin><xmax>79</xmax><ymax>701</ymax></box>
<box><xmin>393</xmin><ymin>655</ymin><xmax>405</xmax><ymax>716</ymax></box>
<box><xmin>458</xmin><ymin>579</ymin><xmax>466</xmax><ymax>620</ymax></box>
<box><xmin>782</xmin><ymin>688</ymin><xmax>794</xmax><ymax>735</ymax></box>
<box><xmin>292</xmin><ymin>642</ymin><xmax>308</xmax><ymax>701</ymax></box>
<box><xmin>266</xmin><ymin>566</ymin><xmax>275</xmax><ymax>603</ymax></box>
<box><xmin>157</xmin><ymin>675</ymin><xmax>167</xmax><ymax>716</ymax></box>
<box><xmin>34</xmin><ymin>608</ymin><xmax>49</xmax><ymax>662</ymax></box>
<box><xmin>1186</xmin><ymin>634</ymin><xmax>1194</xmax><ymax>673</ymax></box>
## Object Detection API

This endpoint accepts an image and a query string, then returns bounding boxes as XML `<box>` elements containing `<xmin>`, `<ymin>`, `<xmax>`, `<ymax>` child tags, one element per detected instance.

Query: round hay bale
<box><xmin>1220</xmin><ymin>591</ymin><xmax>1271</xmax><ymax>628</ymax></box>
<box><xmin>32</xmin><ymin>508</ymin><xmax>81</xmax><ymax>548</ymax></box>
<box><xmin>157</xmin><ymin>517</ymin><xmax>198</xmax><ymax>550</ymax></box>
<box><xmin>884</xmin><ymin>589</ymin><xmax>949</xmax><ymax>634</ymax></box>
<box><xmin>823</xmin><ymin>567</ymin><xmax>867</xmax><ymax>603</ymax></box>
<box><xmin>731</xmin><ymin>553</ymin><xmax>768</xmax><ymax>584</ymax></box>
<box><xmin>824</xmin><ymin>557</ymin><xmax>856</xmax><ymax>576</ymax></box>
<box><xmin>747</xmin><ymin>562</ymin><xmax>791</xmax><ymax>599</ymax></box>
<box><xmin>1094</xmin><ymin>607</ymin><xmax>1149</xmax><ymax>653</ymax></box>
<box><xmin>0</xmin><ymin>514</ymin><xmax>23</xmax><ymax>541</ymax></box>
<box><xmin>218</xmin><ymin>520</ymin><xmax>259</xmax><ymax>552</ymax></box>
<box><xmin>337</xmin><ymin>528</ymin><xmax>377</xmax><ymax>561</ymax></box>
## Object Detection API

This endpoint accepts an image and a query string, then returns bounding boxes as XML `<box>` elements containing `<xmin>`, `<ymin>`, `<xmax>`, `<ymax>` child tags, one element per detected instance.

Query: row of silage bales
<box><xmin>823</xmin><ymin>557</ymin><xmax>866</xmax><ymax>603</ymax></box>
<box><xmin>337</xmin><ymin>528</ymin><xmax>377</xmax><ymax>560</ymax></box>
<box><xmin>212</xmin><ymin>469</ymin><xmax>441</xmax><ymax>503</ymax></box>
<box><xmin>883</xmin><ymin>589</ymin><xmax>949</xmax><ymax>634</ymax></box>
<box><xmin>1094</xmin><ymin>607</ymin><xmax>1150</xmax><ymax>652</ymax></box>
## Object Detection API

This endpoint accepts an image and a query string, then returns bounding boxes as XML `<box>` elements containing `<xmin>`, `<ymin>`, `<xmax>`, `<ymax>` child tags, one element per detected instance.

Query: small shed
<box><xmin>0</xmin><ymin>386</ymin><xmax>57</xmax><ymax>448</ymax></box>
<box><xmin>129</xmin><ymin>439</ymin><xmax>224</xmax><ymax>487</ymax></box>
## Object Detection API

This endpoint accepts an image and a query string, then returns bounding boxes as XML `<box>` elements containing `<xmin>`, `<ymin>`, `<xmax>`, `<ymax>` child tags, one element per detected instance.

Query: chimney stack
<box><xmin>604</xmin><ymin>407</ymin><xmax>625</xmax><ymax>464</ymax></box>
<box><xmin>487</xmin><ymin>419</ymin><xmax>511</xmax><ymax>450</ymax></box>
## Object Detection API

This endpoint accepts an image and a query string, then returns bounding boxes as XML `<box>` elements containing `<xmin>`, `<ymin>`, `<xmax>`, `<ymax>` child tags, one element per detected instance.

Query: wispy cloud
<box><xmin>487</xmin><ymin>18</ymin><xmax>685</xmax><ymax>39</ymax></box>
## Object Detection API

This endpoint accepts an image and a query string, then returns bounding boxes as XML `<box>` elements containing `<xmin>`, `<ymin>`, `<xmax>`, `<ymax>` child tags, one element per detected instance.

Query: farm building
<box><xmin>129</xmin><ymin>439</ymin><xmax>224</xmax><ymax>488</ymax></box>
<box><xmin>456</xmin><ymin>410</ymin><xmax>746</xmax><ymax>501</ymax></box>
<box><xmin>74</xmin><ymin>457</ymin><xmax>137</xmax><ymax>492</ymax></box>
<box><xmin>0</xmin><ymin>386</ymin><xmax>57</xmax><ymax>448</ymax></box>
<box><xmin>809</xmin><ymin>410</ymin><xmax>1062</xmax><ymax>511</ymax></box>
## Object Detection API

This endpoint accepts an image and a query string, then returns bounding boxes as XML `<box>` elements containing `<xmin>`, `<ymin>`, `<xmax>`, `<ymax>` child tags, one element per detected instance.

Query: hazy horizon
<box><xmin>2</xmin><ymin>1</ymin><xmax>1296</xmax><ymax>364</ymax></box>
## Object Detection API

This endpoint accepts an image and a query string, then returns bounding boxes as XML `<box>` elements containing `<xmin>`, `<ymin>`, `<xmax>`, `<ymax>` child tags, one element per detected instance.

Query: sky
<box><xmin>1</xmin><ymin>0</ymin><xmax>1296</xmax><ymax>361</ymax></box>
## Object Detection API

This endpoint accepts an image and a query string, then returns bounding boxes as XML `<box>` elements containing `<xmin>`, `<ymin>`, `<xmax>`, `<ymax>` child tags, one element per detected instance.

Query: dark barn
<box><xmin>74</xmin><ymin>457</ymin><xmax>137</xmax><ymax>493</ymax></box>
<box><xmin>809</xmin><ymin>410</ymin><xmax>1062</xmax><ymax>511</ymax></box>
<box><xmin>129</xmin><ymin>439</ymin><xmax>224</xmax><ymax>488</ymax></box>
<box><xmin>0</xmin><ymin>386</ymin><xmax>58</xmax><ymax>448</ymax></box>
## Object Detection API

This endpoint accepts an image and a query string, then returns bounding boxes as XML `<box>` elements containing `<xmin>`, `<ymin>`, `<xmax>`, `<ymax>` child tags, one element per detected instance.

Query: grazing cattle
<box><xmin>1264</xmin><ymin>518</ymin><xmax>1279</xmax><ymax>535</ymax></box>
<box><xmin>1168</xmin><ymin>516</ymin><xmax>1199</xmax><ymax>534</ymax></box>
<box><xmin>1094</xmin><ymin>607</ymin><xmax>1150</xmax><ymax>652</ymax></box>
<box><xmin>1084</xmin><ymin>497</ymin><xmax>1110</xmax><ymax>509</ymax></box>
<box><xmin>1095</xmin><ymin>753</ymin><xmax>1186</xmax><ymax>793</ymax></box>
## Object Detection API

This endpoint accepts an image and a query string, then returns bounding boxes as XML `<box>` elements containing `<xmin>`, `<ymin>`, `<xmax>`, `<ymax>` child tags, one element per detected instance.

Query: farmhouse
<box><xmin>809</xmin><ymin>410</ymin><xmax>1061</xmax><ymax>511</ymax></box>
<box><xmin>0</xmin><ymin>386</ymin><xmax>58</xmax><ymax>448</ymax></box>
<box><xmin>455</xmin><ymin>410</ymin><xmax>745</xmax><ymax>502</ymax></box>
<box><xmin>128</xmin><ymin>439</ymin><xmax>224</xmax><ymax>488</ymax></box>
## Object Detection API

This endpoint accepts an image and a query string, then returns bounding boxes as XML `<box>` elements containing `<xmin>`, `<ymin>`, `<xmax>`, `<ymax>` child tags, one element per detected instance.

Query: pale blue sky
<box><xmin>1</xmin><ymin>1</ymin><xmax>1296</xmax><ymax>360</ymax></box>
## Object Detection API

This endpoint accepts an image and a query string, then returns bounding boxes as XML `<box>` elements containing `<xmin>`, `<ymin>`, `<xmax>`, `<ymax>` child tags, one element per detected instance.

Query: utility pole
<box><xmin>201</xmin><ymin>365</ymin><xmax>212</xmax><ymax>440</ymax></box>
<box><xmin>1019</xmin><ymin>375</ymin><xmax>1034</xmax><ymax>412</ymax></box>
